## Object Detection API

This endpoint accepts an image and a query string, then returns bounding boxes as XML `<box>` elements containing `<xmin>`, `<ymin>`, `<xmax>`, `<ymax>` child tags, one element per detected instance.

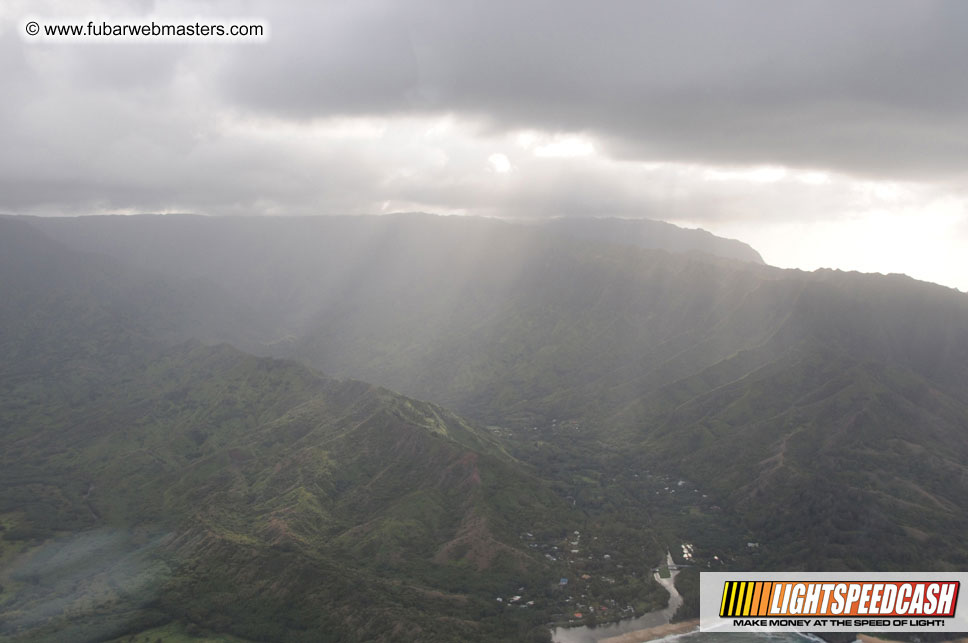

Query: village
<box><xmin>486</xmin><ymin>419</ymin><xmax>762</xmax><ymax>628</ymax></box>
<box><xmin>483</xmin><ymin>527</ymin><xmax>659</xmax><ymax>627</ymax></box>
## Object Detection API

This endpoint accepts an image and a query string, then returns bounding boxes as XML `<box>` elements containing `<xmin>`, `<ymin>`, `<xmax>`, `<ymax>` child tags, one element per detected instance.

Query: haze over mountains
<box><xmin>0</xmin><ymin>218</ymin><xmax>581</xmax><ymax>642</ymax></box>
<box><xmin>5</xmin><ymin>1</ymin><xmax>968</xmax><ymax>641</ymax></box>
<box><xmin>2</xmin><ymin>214</ymin><xmax>968</xmax><ymax>641</ymax></box>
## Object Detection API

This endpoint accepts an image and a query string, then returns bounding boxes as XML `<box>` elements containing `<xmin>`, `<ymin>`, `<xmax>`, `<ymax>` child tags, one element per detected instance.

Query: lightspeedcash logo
<box><xmin>701</xmin><ymin>573</ymin><xmax>968</xmax><ymax>633</ymax></box>
<box><xmin>719</xmin><ymin>580</ymin><xmax>957</xmax><ymax>617</ymax></box>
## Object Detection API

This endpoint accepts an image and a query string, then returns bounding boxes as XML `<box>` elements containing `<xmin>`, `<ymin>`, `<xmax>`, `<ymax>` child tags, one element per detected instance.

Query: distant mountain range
<box><xmin>3</xmin><ymin>214</ymin><xmax>967</xmax><ymax>641</ymax></box>
<box><xmin>539</xmin><ymin>216</ymin><xmax>764</xmax><ymax>264</ymax></box>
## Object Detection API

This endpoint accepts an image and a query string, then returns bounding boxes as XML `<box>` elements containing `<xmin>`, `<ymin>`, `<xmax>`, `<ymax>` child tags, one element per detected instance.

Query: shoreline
<box><xmin>597</xmin><ymin>619</ymin><xmax>700</xmax><ymax>643</ymax></box>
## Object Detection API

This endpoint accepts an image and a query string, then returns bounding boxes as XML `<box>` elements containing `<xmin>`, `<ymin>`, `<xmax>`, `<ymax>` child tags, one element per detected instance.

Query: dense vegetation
<box><xmin>0</xmin><ymin>220</ymin><xmax>584</xmax><ymax>641</ymax></box>
<box><xmin>3</xmin><ymin>214</ymin><xmax>968</xmax><ymax>640</ymax></box>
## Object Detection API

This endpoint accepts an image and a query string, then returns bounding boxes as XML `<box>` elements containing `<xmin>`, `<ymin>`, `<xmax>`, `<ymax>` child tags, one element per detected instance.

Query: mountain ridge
<box><xmin>0</xmin><ymin>219</ymin><xmax>596</xmax><ymax>642</ymax></box>
<box><xmin>4</xmin><ymin>213</ymin><xmax>968</xmax><ymax>638</ymax></box>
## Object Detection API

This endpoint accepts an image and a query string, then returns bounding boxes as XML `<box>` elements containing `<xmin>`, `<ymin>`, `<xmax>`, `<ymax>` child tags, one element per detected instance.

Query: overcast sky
<box><xmin>2</xmin><ymin>0</ymin><xmax>966</xmax><ymax>291</ymax></box>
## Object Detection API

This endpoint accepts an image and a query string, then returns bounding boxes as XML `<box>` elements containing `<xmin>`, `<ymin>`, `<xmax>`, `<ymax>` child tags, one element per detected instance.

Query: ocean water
<box><xmin>552</xmin><ymin>622</ymin><xmax>827</xmax><ymax>643</ymax></box>
<box><xmin>657</xmin><ymin>633</ymin><xmax>827</xmax><ymax>643</ymax></box>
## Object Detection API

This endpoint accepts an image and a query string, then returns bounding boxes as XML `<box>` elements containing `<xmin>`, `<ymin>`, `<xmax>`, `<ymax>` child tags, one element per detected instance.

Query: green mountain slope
<box><xmin>8</xmin><ymin>213</ymin><xmax>968</xmax><ymax>621</ymax></box>
<box><xmin>0</xmin><ymin>220</ymin><xmax>595</xmax><ymax>642</ymax></box>
<box><xmin>2</xmin><ymin>343</ymin><xmax>574</xmax><ymax>642</ymax></box>
<box><xmin>632</xmin><ymin>274</ymin><xmax>968</xmax><ymax>570</ymax></box>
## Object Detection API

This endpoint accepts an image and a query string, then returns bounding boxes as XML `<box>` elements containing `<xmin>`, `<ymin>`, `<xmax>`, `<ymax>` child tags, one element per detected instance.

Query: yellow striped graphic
<box><xmin>743</xmin><ymin>581</ymin><xmax>754</xmax><ymax>615</ymax></box>
<box><xmin>719</xmin><ymin>581</ymin><xmax>737</xmax><ymax>616</ymax></box>
<box><xmin>720</xmin><ymin>581</ymin><xmax>771</xmax><ymax>617</ymax></box>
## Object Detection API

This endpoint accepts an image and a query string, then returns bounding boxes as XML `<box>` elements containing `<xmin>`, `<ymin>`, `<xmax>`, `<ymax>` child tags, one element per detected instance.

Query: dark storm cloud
<box><xmin>3</xmin><ymin>0</ymin><xmax>965</xmax><ymax>288</ymax></box>
<box><xmin>216</xmin><ymin>0</ymin><xmax>968</xmax><ymax>180</ymax></box>
<box><xmin>218</xmin><ymin>2</ymin><xmax>420</xmax><ymax>117</ymax></box>
<box><xmin>3</xmin><ymin>0</ymin><xmax>968</xmax><ymax>224</ymax></box>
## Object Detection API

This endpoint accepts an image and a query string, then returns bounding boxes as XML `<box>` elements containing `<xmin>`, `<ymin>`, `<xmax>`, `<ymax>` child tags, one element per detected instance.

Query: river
<box><xmin>550</xmin><ymin>552</ymin><xmax>822</xmax><ymax>643</ymax></box>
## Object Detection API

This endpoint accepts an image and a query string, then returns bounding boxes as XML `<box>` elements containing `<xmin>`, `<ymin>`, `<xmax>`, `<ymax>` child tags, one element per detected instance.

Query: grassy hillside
<box><xmin>0</xmin><ymin>219</ymin><xmax>626</xmax><ymax>642</ymax></box>
<box><xmin>7</xmin><ymin>214</ymin><xmax>968</xmax><ymax>636</ymax></box>
<box><xmin>0</xmin><ymin>342</ymin><xmax>580</xmax><ymax>641</ymax></box>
